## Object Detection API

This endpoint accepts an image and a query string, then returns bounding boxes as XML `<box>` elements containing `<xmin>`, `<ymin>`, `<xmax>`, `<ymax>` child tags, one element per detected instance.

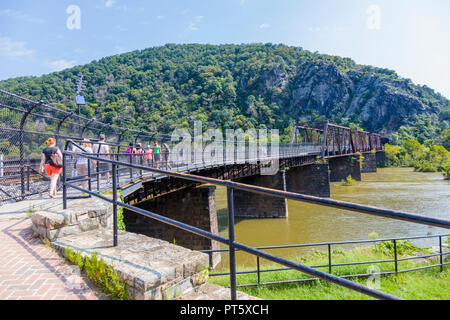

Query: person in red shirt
<box><xmin>145</xmin><ymin>145</ymin><xmax>154</xmax><ymax>166</ymax></box>
<box><xmin>39</xmin><ymin>138</ymin><xmax>63</xmax><ymax>198</ymax></box>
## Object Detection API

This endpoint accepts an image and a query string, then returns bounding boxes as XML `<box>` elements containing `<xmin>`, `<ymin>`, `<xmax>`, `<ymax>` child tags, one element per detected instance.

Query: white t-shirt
<box><xmin>72</xmin><ymin>145</ymin><xmax>93</xmax><ymax>165</ymax></box>
<box><xmin>93</xmin><ymin>143</ymin><xmax>110</xmax><ymax>159</ymax></box>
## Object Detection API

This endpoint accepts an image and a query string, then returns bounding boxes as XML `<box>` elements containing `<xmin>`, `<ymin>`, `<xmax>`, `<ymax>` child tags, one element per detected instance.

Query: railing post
<box><xmin>112</xmin><ymin>163</ymin><xmax>118</xmax><ymax>247</ymax></box>
<box><xmin>328</xmin><ymin>244</ymin><xmax>332</xmax><ymax>274</ymax></box>
<box><xmin>96</xmin><ymin>157</ymin><xmax>100</xmax><ymax>192</ymax></box>
<box><xmin>140</xmin><ymin>154</ymin><xmax>143</xmax><ymax>178</ymax></box>
<box><xmin>0</xmin><ymin>154</ymin><xmax>3</xmax><ymax>178</ymax></box>
<box><xmin>26</xmin><ymin>162</ymin><xmax>30</xmax><ymax>192</ymax></box>
<box><xmin>321</xmin><ymin>121</ymin><xmax>329</xmax><ymax>159</ymax></box>
<box><xmin>227</xmin><ymin>187</ymin><xmax>237</xmax><ymax>300</ymax></box>
<box><xmin>257</xmin><ymin>256</ymin><xmax>261</xmax><ymax>286</ymax></box>
<box><xmin>393</xmin><ymin>240</ymin><xmax>398</xmax><ymax>273</ymax></box>
<box><xmin>439</xmin><ymin>236</ymin><xmax>443</xmax><ymax>272</ymax></box>
<box><xmin>116</xmin><ymin>154</ymin><xmax>120</xmax><ymax>186</ymax></box>
<box><xmin>88</xmin><ymin>157</ymin><xmax>92</xmax><ymax>192</ymax></box>
<box><xmin>129</xmin><ymin>154</ymin><xmax>133</xmax><ymax>181</ymax></box>
<box><xmin>63</xmin><ymin>153</ymin><xmax>67</xmax><ymax>210</ymax></box>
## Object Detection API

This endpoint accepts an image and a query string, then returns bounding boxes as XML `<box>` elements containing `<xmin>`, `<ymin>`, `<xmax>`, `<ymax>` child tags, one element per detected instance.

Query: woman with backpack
<box><xmin>126</xmin><ymin>143</ymin><xmax>136</xmax><ymax>157</ymax></box>
<box><xmin>39</xmin><ymin>138</ymin><xmax>63</xmax><ymax>198</ymax></box>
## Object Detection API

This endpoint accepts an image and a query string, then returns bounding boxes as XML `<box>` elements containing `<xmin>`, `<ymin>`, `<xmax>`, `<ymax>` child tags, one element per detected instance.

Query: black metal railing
<box><xmin>61</xmin><ymin>142</ymin><xmax>450</xmax><ymax>300</ymax></box>
<box><xmin>200</xmin><ymin>234</ymin><xmax>449</xmax><ymax>288</ymax></box>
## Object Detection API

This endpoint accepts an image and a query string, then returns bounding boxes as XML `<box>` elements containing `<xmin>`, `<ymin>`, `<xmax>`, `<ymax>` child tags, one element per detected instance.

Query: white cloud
<box><xmin>0</xmin><ymin>37</ymin><xmax>35</xmax><ymax>58</ymax></box>
<box><xmin>103</xmin><ymin>0</ymin><xmax>126</xmax><ymax>10</ymax></box>
<box><xmin>188</xmin><ymin>23</ymin><xmax>198</xmax><ymax>31</ymax></box>
<box><xmin>156</xmin><ymin>15</ymin><xmax>165</xmax><ymax>20</ymax></box>
<box><xmin>259</xmin><ymin>23</ymin><xmax>270</xmax><ymax>29</ymax></box>
<box><xmin>115</xmin><ymin>25</ymin><xmax>127</xmax><ymax>32</ymax></box>
<box><xmin>0</xmin><ymin>8</ymin><xmax>45</xmax><ymax>24</ymax></box>
<box><xmin>187</xmin><ymin>16</ymin><xmax>204</xmax><ymax>32</ymax></box>
<box><xmin>114</xmin><ymin>45</ymin><xmax>127</xmax><ymax>54</ymax></box>
<box><xmin>105</xmin><ymin>0</ymin><xmax>116</xmax><ymax>7</ymax></box>
<box><xmin>46</xmin><ymin>59</ymin><xmax>77</xmax><ymax>72</ymax></box>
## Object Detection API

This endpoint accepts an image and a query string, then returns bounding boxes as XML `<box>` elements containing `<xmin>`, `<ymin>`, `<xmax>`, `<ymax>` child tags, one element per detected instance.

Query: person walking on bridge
<box><xmin>145</xmin><ymin>145</ymin><xmax>154</xmax><ymax>167</ymax></box>
<box><xmin>93</xmin><ymin>134</ymin><xmax>111</xmax><ymax>184</ymax></box>
<box><xmin>162</xmin><ymin>143</ymin><xmax>171</xmax><ymax>170</ymax></box>
<box><xmin>153</xmin><ymin>141</ymin><xmax>161</xmax><ymax>169</ymax></box>
<box><xmin>126</xmin><ymin>143</ymin><xmax>136</xmax><ymax>155</ymax></box>
<box><xmin>72</xmin><ymin>139</ymin><xmax>93</xmax><ymax>189</ymax></box>
<box><xmin>135</xmin><ymin>143</ymin><xmax>145</xmax><ymax>165</ymax></box>
<box><xmin>39</xmin><ymin>138</ymin><xmax>63</xmax><ymax>198</ymax></box>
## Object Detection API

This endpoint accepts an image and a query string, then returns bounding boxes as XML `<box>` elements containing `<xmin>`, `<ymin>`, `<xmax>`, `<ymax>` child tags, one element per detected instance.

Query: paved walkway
<box><xmin>0</xmin><ymin>218</ymin><xmax>107</xmax><ymax>300</ymax></box>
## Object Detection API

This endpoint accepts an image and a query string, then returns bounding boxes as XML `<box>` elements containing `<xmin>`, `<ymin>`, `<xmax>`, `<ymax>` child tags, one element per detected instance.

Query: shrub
<box><xmin>64</xmin><ymin>247</ymin><xmax>131</xmax><ymax>300</ymax></box>
<box><xmin>373</xmin><ymin>240</ymin><xmax>430</xmax><ymax>257</ymax></box>
<box><xmin>341</xmin><ymin>175</ymin><xmax>356</xmax><ymax>186</ymax></box>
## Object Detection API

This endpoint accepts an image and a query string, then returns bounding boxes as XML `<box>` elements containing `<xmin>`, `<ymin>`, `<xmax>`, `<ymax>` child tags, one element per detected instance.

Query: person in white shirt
<box><xmin>72</xmin><ymin>139</ymin><xmax>93</xmax><ymax>189</ymax></box>
<box><xmin>92</xmin><ymin>134</ymin><xmax>111</xmax><ymax>183</ymax></box>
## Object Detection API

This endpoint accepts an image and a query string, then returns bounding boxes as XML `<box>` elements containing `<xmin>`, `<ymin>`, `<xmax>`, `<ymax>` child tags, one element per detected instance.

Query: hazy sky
<box><xmin>1</xmin><ymin>0</ymin><xmax>449</xmax><ymax>98</ymax></box>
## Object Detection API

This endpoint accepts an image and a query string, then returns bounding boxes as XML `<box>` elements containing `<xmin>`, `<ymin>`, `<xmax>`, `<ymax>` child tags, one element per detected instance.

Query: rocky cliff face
<box><xmin>287</xmin><ymin>61</ymin><xmax>443</xmax><ymax>135</ymax></box>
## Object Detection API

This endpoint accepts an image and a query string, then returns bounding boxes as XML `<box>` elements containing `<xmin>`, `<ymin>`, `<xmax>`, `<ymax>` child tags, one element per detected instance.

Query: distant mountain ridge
<box><xmin>0</xmin><ymin>43</ymin><xmax>448</xmax><ymax>140</ymax></box>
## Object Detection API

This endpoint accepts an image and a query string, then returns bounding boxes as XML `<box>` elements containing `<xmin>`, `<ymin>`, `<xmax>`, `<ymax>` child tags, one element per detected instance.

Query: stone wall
<box><xmin>123</xmin><ymin>186</ymin><xmax>221</xmax><ymax>268</ymax></box>
<box><xmin>286</xmin><ymin>163</ymin><xmax>330</xmax><ymax>197</ymax></box>
<box><xmin>361</xmin><ymin>152</ymin><xmax>377</xmax><ymax>173</ymax></box>
<box><xmin>31</xmin><ymin>197</ymin><xmax>113</xmax><ymax>241</ymax></box>
<box><xmin>232</xmin><ymin>170</ymin><xmax>288</xmax><ymax>219</ymax></box>
<box><xmin>51</xmin><ymin>229</ymin><xmax>210</xmax><ymax>300</ymax></box>
<box><xmin>328</xmin><ymin>155</ymin><xmax>362</xmax><ymax>182</ymax></box>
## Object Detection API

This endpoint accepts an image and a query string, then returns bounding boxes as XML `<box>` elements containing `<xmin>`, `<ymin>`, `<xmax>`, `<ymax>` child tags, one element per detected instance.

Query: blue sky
<box><xmin>1</xmin><ymin>0</ymin><xmax>449</xmax><ymax>98</ymax></box>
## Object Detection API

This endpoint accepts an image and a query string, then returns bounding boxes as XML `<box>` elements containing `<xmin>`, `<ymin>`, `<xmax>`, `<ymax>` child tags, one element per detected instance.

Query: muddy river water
<box><xmin>213</xmin><ymin>167</ymin><xmax>450</xmax><ymax>269</ymax></box>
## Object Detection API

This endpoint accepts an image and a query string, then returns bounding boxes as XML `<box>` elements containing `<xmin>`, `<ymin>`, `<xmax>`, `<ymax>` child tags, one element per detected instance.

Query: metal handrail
<box><xmin>63</xmin><ymin>150</ymin><xmax>450</xmax><ymax>229</ymax></box>
<box><xmin>62</xmin><ymin>150</ymin><xmax>450</xmax><ymax>300</ymax></box>
<box><xmin>200</xmin><ymin>234</ymin><xmax>449</xmax><ymax>288</ymax></box>
<box><xmin>200</xmin><ymin>234</ymin><xmax>450</xmax><ymax>252</ymax></box>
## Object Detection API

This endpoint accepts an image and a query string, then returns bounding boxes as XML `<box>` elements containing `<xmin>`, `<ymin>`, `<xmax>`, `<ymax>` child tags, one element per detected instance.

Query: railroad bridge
<box><xmin>0</xmin><ymin>89</ymin><xmax>386</xmax><ymax>267</ymax></box>
<box><xmin>118</xmin><ymin>124</ymin><xmax>385</xmax><ymax>266</ymax></box>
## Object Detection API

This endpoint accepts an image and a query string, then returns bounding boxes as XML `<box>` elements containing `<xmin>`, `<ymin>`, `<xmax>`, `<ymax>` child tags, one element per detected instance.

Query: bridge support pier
<box><xmin>123</xmin><ymin>185</ymin><xmax>221</xmax><ymax>268</ymax></box>
<box><xmin>232</xmin><ymin>170</ymin><xmax>288</xmax><ymax>219</ymax></box>
<box><xmin>286</xmin><ymin>163</ymin><xmax>331</xmax><ymax>197</ymax></box>
<box><xmin>328</xmin><ymin>155</ymin><xmax>361</xmax><ymax>182</ymax></box>
<box><xmin>376</xmin><ymin>151</ymin><xmax>386</xmax><ymax>168</ymax></box>
<box><xmin>361</xmin><ymin>152</ymin><xmax>377</xmax><ymax>173</ymax></box>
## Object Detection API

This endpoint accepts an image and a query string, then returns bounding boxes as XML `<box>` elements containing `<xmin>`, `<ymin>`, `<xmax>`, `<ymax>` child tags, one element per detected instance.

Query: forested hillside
<box><xmin>0</xmin><ymin>43</ymin><xmax>448</xmax><ymax>143</ymax></box>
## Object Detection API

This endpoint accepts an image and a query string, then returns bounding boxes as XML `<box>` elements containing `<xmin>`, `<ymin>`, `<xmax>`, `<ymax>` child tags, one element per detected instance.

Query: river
<box><xmin>214</xmin><ymin>167</ymin><xmax>450</xmax><ymax>269</ymax></box>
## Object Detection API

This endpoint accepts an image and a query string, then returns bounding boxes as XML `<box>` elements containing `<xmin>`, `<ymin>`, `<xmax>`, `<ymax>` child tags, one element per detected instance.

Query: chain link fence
<box><xmin>0</xmin><ymin>89</ymin><xmax>326</xmax><ymax>205</ymax></box>
<box><xmin>0</xmin><ymin>89</ymin><xmax>158</xmax><ymax>204</ymax></box>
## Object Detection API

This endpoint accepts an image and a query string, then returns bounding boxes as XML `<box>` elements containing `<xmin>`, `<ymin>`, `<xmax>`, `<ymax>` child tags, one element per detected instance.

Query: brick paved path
<box><xmin>0</xmin><ymin>218</ymin><xmax>107</xmax><ymax>300</ymax></box>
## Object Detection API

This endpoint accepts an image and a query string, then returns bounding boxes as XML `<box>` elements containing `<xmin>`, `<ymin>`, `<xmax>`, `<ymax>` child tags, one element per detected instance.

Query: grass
<box><xmin>208</xmin><ymin>243</ymin><xmax>449</xmax><ymax>300</ymax></box>
<box><xmin>26</xmin><ymin>205</ymin><xmax>36</xmax><ymax>218</ymax></box>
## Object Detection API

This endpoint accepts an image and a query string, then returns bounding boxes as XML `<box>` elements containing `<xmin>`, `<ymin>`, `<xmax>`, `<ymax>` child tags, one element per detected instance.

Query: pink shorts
<box><xmin>45</xmin><ymin>163</ymin><xmax>62</xmax><ymax>176</ymax></box>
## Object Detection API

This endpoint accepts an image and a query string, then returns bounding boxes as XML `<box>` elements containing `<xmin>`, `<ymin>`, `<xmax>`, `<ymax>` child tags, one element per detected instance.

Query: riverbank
<box><xmin>208</xmin><ymin>242</ymin><xmax>449</xmax><ymax>300</ymax></box>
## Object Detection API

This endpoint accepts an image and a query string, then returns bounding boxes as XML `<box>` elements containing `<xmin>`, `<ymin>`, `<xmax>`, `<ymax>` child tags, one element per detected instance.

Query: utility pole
<box><xmin>75</xmin><ymin>74</ymin><xmax>86</xmax><ymax>136</ymax></box>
